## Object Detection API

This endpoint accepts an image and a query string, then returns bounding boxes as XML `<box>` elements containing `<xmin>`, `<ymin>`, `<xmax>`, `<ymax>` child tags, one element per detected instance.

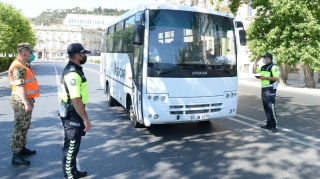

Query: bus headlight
<box><xmin>148</xmin><ymin>96</ymin><xmax>152</xmax><ymax>100</ymax></box>
<box><xmin>153</xmin><ymin>96</ymin><xmax>159</xmax><ymax>101</ymax></box>
<box><xmin>154</xmin><ymin>114</ymin><xmax>159</xmax><ymax>119</ymax></box>
<box><xmin>225</xmin><ymin>93</ymin><xmax>229</xmax><ymax>98</ymax></box>
<box><xmin>161</xmin><ymin>96</ymin><xmax>166</xmax><ymax>101</ymax></box>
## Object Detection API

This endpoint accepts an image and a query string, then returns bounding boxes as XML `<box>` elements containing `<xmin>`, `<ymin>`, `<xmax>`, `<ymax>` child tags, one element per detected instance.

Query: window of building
<box><xmin>53</xmin><ymin>41</ymin><xmax>57</xmax><ymax>49</ymax></box>
<box><xmin>247</xmin><ymin>6</ymin><xmax>254</xmax><ymax>17</ymax></box>
<box><xmin>46</xmin><ymin>41</ymin><xmax>50</xmax><ymax>48</ymax></box>
<box><xmin>290</xmin><ymin>63</ymin><xmax>301</xmax><ymax>74</ymax></box>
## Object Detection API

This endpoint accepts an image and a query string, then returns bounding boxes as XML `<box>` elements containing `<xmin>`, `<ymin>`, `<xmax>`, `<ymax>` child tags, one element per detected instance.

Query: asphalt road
<box><xmin>0</xmin><ymin>60</ymin><xmax>320</xmax><ymax>179</ymax></box>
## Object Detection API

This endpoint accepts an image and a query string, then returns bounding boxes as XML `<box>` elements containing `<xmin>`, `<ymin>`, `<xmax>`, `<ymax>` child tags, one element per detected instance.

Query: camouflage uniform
<box><xmin>10</xmin><ymin>61</ymin><xmax>35</xmax><ymax>153</ymax></box>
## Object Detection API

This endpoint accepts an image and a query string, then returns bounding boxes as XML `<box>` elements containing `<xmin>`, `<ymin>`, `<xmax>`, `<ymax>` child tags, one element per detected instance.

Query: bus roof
<box><xmin>105</xmin><ymin>3</ymin><xmax>234</xmax><ymax>29</ymax></box>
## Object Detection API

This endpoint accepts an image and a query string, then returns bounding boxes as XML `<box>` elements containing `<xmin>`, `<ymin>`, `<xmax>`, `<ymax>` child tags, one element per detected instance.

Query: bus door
<box><xmin>132</xmin><ymin>45</ymin><xmax>144</xmax><ymax>124</ymax></box>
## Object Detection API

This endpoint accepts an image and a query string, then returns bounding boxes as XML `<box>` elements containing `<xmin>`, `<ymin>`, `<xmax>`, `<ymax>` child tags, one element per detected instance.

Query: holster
<box><xmin>59</xmin><ymin>101</ymin><xmax>69</xmax><ymax>118</ymax></box>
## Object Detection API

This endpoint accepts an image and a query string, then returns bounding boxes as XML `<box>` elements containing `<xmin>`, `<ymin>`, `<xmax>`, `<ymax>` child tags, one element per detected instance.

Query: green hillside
<box><xmin>30</xmin><ymin>6</ymin><xmax>128</xmax><ymax>25</ymax></box>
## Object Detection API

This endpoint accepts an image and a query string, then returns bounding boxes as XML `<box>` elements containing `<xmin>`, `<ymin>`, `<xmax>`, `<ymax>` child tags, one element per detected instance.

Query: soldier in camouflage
<box><xmin>8</xmin><ymin>43</ymin><xmax>40</xmax><ymax>165</ymax></box>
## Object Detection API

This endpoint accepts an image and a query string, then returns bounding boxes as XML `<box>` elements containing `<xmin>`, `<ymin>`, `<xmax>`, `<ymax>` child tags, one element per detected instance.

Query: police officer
<box><xmin>60</xmin><ymin>43</ymin><xmax>92</xmax><ymax>179</ymax></box>
<box><xmin>256</xmin><ymin>52</ymin><xmax>279</xmax><ymax>133</ymax></box>
<box><xmin>8</xmin><ymin>43</ymin><xmax>40</xmax><ymax>165</ymax></box>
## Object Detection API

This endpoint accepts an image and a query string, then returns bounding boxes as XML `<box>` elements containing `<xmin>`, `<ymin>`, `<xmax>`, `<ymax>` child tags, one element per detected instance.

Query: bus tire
<box><xmin>106</xmin><ymin>84</ymin><xmax>116</xmax><ymax>106</ymax></box>
<box><xmin>127</xmin><ymin>100</ymin><xmax>143</xmax><ymax>128</ymax></box>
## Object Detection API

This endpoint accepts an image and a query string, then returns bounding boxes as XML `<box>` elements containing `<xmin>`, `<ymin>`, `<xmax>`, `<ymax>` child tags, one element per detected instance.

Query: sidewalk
<box><xmin>239</xmin><ymin>72</ymin><xmax>320</xmax><ymax>89</ymax></box>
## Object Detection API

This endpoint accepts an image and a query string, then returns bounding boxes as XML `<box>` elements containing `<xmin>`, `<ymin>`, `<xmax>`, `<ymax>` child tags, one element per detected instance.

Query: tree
<box><xmin>213</xmin><ymin>0</ymin><xmax>320</xmax><ymax>88</ymax></box>
<box><xmin>0</xmin><ymin>2</ymin><xmax>36</xmax><ymax>56</ymax></box>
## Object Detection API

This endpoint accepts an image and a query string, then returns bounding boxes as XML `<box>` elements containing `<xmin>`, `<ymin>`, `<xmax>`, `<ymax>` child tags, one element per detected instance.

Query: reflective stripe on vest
<box><xmin>9</xmin><ymin>60</ymin><xmax>40</xmax><ymax>98</ymax></box>
<box><xmin>26</xmin><ymin>89</ymin><xmax>40</xmax><ymax>95</ymax></box>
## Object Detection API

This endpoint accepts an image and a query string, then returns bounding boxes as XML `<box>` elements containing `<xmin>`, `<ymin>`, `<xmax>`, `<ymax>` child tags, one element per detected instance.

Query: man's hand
<box><xmin>24</xmin><ymin>103</ymin><xmax>33</xmax><ymax>113</ymax></box>
<box><xmin>83</xmin><ymin>119</ymin><xmax>91</xmax><ymax>132</ymax></box>
<box><xmin>71</xmin><ymin>98</ymin><xmax>91</xmax><ymax>132</ymax></box>
<box><xmin>260</xmin><ymin>76</ymin><xmax>268</xmax><ymax>80</ymax></box>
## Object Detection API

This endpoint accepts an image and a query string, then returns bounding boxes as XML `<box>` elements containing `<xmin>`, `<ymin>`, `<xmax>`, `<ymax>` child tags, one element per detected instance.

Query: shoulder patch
<box><xmin>70</xmin><ymin>78</ymin><xmax>77</xmax><ymax>86</ymax></box>
<box><xmin>274</xmin><ymin>67</ymin><xmax>278</xmax><ymax>72</ymax></box>
<box><xmin>70</xmin><ymin>66</ymin><xmax>75</xmax><ymax>72</ymax></box>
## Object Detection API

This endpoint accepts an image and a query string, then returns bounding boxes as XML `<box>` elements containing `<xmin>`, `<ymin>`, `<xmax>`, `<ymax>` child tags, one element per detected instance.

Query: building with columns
<box><xmin>63</xmin><ymin>14</ymin><xmax>117</xmax><ymax>29</ymax></box>
<box><xmin>32</xmin><ymin>25</ymin><xmax>102</xmax><ymax>59</ymax></box>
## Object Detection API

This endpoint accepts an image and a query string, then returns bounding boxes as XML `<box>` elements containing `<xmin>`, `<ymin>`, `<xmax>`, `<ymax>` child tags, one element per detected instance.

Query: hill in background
<box><xmin>30</xmin><ymin>6</ymin><xmax>128</xmax><ymax>26</ymax></box>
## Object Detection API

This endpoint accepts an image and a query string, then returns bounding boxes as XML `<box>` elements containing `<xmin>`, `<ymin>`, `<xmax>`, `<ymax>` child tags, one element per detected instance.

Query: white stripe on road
<box><xmin>237</xmin><ymin>114</ymin><xmax>320</xmax><ymax>143</ymax></box>
<box><xmin>53</xmin><ymin>64</ymin><xmax>62</xmax><ymax>104</ymax></box>
<box><xmin>83</xmin><ymin>66</ymin><xmax>100</xmax><ymax>75</ymax></box>
<box><xmin>229</xmin><ymin>114</ymin><xmax>320</xmax><ymax>151</ymax></box>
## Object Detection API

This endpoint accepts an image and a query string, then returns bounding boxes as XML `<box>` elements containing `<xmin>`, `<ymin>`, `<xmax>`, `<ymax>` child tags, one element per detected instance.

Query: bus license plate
<box><xmin>185</xmin><ymin>114</ymin><xmax>209</xmax><ymax>121</ymax></box>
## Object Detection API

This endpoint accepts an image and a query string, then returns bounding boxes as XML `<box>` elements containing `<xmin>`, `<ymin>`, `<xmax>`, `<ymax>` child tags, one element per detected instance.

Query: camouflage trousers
<box><xmin>10</xmin><ymin>94</ymin><xmax>35</xmax><ymax>153</ymax></box>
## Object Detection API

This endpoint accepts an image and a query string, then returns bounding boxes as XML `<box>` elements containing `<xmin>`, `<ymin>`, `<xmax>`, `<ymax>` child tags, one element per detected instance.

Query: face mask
<box><xmin>262</xmin><ymin>58</ymin><xmax>266</xmax><ymax>64</ymax></box>
<box><xmin>29</xmin><ymin>54</ymin><xmax>35</xmax><ymax>62</ymax></box>
<box><xmin>80</xmin><ymin>55</ymin><xmax>87</xmax><ymax>65</ymax></box>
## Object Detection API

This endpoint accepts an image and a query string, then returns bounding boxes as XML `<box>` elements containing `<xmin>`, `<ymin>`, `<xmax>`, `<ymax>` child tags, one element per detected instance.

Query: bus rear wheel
<box><xmin>106</xmin><ymin>84</ymin><xmax>116</xmax><ymax>106</ymax></box>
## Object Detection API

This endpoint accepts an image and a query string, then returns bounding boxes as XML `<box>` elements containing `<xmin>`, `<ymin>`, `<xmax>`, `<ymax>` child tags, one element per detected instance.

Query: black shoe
<box><xmin>77</xmin><ymin>170</ymin><xmax>87</xmax><ymax>178</ymax></box>
<box><xmin>12</xmin><ymin>153</ymin><xmax>30</xmax><ymax>165</ymax></box>
<box><xmin>21</xmin><ymin>146</ymin><xmax>36</xmax><ymax>155</ymax></box>
<box><xmin>271</xmin><ymin>127</ymin><xmax>278</xmax><ymax>133</ymax></box>
<box><xmin>261</xmin><ymin>125</ymin><xmax>272</xmax><ymax>130</ymax></box>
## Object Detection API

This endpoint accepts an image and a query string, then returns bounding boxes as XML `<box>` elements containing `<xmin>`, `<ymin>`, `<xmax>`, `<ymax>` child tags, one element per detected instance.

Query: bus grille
<box><xmin>169</xmin><ymin>103</ymin><xmax>222</xmax><ymax>115</ymax></box>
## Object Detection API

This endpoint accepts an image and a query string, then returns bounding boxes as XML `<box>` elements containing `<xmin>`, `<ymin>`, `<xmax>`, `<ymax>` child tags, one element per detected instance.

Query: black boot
<box><xmin>77</xmin><ymin>170</ymin><xmax>87</xmax><ymax>178</ymax></box>
<box><xmin>12</xmin><ymin>153</ymin><xmax>30</xmax><ymax>165</ymax></box>
<box><xmin>21</xmin><ymin>146</ymin><xmax>36</xmax><ymax>155</ymax></box>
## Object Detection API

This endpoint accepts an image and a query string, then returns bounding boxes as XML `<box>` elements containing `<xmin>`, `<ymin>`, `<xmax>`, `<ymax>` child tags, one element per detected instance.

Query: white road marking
<box><xmin>83</xmin><ymin>66</ymin><xmax>100</xmax><ymax>74</ymax></box>
<box><xmin>53</xmin><ymin>64</ymin><xmax>62</xmax><ymax>104</ymax></box>
<box><xmin>229</xmin><ymin>114</ymin><xmax>320</xmax><ymax>151</ymax></box>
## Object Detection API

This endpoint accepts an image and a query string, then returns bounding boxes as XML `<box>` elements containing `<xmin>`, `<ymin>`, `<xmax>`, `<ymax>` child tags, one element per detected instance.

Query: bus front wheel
<box><xmin>106</xmin><ymin>84</ymin><xmax>116</xmax><ymax>106</ymax></box>
<box><xmin>128</xmin><ymin>101</ymin><xmax>143</xmax><ymax>128</ymax></box>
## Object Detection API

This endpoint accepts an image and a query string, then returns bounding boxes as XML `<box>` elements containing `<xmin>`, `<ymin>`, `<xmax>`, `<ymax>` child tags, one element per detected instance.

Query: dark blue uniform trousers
<box><xmin>61</xmin><ymin>111</ymin><xmax>85</xmax><ymax>179</ymax></box>
<box><xmin>261</xmin><ymin>87</ymin><xmax>278</xmax><ymax>128</ymax></box>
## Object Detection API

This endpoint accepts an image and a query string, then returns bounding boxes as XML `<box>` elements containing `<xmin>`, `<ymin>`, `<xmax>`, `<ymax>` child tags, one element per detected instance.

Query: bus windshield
<box><xmin>148</xmin><ymin>10</ymin><xmax>237</xmax><ymax>78</ymax></box>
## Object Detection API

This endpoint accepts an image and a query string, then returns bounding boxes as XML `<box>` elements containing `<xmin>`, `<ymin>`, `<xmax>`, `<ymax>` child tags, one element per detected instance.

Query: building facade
<box><xmin>32</xmin><ymin>25</ymin><xmax>102</xmax><ymax>59</ymax></box>
<box><xmin>63</xmin><ymin>14</ymin><xmax>117</xmax><ymax>29</ymax></box>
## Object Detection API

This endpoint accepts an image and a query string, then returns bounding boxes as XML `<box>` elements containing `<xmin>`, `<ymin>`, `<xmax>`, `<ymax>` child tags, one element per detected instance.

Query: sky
<box><xmin>0</xmin><ymin>0</ymin><xmax>154</xmax><ymax>18</ymax></box>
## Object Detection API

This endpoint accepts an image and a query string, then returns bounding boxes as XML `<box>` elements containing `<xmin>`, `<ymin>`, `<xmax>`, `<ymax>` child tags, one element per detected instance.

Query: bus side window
<box><xmin>106</xmin><ymin>26</ymin><xmax>115</xmax><ymax>53</ymax></box>
<box><xmin>124</xmin><ymin>16</ymin><xmax>135</xmax><ymax>53</ymax></box>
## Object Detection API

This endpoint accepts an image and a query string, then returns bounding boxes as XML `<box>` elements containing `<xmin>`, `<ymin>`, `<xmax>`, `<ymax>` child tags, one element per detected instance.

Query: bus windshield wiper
<box><xmin>158</xmin><ymin>66</ymin><xmax>194</xmax><ymax>75</ymax></box>
<box><xmin>219</xmin><ymin>66</ymin><xmax>232</xmax><ymax>74</ymax></box>
<box><xmin>207</xmin><ymin>65</ymin><xmax>232</xmax><ymax>74</ymax></box>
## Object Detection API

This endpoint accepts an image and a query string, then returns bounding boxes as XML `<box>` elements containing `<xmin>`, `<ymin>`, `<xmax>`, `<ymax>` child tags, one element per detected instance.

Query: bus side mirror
<box><xmin>133</xmin><ymin>24</ymin><xmax>145</xmax><ymax>45</ymax></box>
<box><xmin>235</xmin><ymin>21</ymin><xmax>244</xmax><ymax>28</ymax></box>
<box><xmin>239</xmin><ymin>30</ymin><xmax>246</xmax><ymax>46</ymax></box>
